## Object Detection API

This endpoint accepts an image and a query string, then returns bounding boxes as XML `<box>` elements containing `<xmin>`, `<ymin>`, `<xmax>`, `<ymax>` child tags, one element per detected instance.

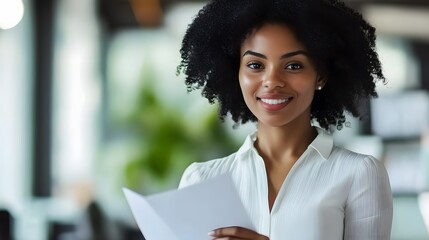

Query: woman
<box><xmin>177</xmin><ymin>0</ymin><xmax>393</xmax><ymax>239</ymax></box>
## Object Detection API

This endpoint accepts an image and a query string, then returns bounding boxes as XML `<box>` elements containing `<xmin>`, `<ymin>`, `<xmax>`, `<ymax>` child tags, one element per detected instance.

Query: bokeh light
<box><xmin>0</xmin><ymin>0</ymin><xmax>24</xmax><ymax>30</ymax></box>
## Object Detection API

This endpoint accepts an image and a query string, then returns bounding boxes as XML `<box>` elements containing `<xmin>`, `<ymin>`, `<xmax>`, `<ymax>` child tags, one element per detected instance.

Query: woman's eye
<box><xmin>286</xmin><ymin>63</ymin><xmax>303</xmax><ymax>71</ymax></box>
<box><xmin>247</xmin><ymin>62</ymin><xmax>263</xmax><ymax>70</ymax></box>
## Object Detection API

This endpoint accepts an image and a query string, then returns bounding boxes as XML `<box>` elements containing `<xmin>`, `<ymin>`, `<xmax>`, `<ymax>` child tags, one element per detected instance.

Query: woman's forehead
<box><xmin>241</xmin><ymin>23</ymin><xmax>306</xmax><ymax>53</ymax></box>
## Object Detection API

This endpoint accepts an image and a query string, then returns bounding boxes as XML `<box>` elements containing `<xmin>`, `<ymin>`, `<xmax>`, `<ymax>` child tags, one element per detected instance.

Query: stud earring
<box><xmin>316</xmin><ymin>86</ymin><xmax>322</xmax><ymax>90</ymax></box>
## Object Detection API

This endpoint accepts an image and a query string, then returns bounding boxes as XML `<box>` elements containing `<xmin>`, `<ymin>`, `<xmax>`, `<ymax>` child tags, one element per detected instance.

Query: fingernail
<box><xmin>208</xmin><ymin>231</ymin><xmax>215</xmax><ymax>236</ymax></box>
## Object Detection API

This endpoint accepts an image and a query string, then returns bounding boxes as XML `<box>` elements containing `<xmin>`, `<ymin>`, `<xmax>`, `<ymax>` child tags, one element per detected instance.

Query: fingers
<box><xmin>209</xmin><ymin>226</ymin><xmax>269</xmax><ymax>240</ymax></box>
<box><xmin>210</xmin><ymin>237</ymin><xmax>242</xmax><ymax>240</ymax></box>
<box><xmin>211</xmin><ymin>237</ymin><xmax>242</xmax><ymax>240</ymax></box>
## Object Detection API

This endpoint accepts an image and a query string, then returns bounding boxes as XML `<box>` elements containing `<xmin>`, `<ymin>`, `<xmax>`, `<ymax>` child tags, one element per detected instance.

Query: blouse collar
<box><xmin>236</xmin><ymin>127</ymin><xmax>333</xmax><ymax>161</ymax></box>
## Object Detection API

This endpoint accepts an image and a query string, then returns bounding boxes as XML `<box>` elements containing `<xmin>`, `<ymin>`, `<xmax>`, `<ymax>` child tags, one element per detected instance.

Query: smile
<box><xmin>260</xmin><ymin>98</ymin><xmax>292</xmax><ymax>105</ymax></box>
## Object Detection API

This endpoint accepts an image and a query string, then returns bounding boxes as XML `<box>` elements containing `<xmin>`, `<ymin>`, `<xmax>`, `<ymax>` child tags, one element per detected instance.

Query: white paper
<box><xmin>123</xmin><ymin>173</ymin><xmax>255</xmax><ymax>240</ymax></box>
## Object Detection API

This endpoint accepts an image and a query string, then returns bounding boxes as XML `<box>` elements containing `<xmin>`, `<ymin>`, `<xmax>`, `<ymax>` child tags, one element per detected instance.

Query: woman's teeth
<box><xmin>260</xmin><ymin>98</ymin><xmax>291</xmax><ymax>105</ymax></box>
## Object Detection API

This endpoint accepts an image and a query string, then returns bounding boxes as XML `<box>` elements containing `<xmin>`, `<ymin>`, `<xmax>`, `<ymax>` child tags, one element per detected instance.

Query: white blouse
<box><xmin>179</xmin><ymin>128</ymin><xmax>393</xmax><ymax>240</ymax></box>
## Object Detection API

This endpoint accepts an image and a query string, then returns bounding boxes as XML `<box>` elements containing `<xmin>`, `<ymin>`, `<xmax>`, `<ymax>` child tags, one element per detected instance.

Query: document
<box><xmin>123</xmin><ymin>173</ymin><xmax>255</xmax><ymax>240</ymax></box>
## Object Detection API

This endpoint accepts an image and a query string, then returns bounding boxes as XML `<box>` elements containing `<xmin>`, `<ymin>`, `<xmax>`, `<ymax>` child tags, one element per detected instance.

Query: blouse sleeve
<box><xmin>178</xmin><ymin>162</ymin><xmax>202</xmax><ymax>189</ymax></box>
<box><xmin>344</xmin><ymin>156</ymin><xmax>393</xmax><ymax>240</ymax></box>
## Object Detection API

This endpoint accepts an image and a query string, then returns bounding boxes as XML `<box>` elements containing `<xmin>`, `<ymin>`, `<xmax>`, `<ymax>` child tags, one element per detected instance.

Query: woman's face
<box><xmin>239</xmin><ymin>23</ymin><xmax>324</xmax><ymax>128</ymax></box>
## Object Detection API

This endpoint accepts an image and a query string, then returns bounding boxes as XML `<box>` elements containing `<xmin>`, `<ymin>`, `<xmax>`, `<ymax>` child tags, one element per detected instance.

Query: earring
<box><xmin>316</xmin><ymin>86</ymin><xmax>322</xmax><ymax>90</ymax></box>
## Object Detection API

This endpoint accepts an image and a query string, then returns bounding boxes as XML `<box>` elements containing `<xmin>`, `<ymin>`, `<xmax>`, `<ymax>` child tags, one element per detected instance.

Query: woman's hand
<box><xmin>209</xmin><ymin>226</ymin><xmax>269</xmax><ymax>240</ymax></box>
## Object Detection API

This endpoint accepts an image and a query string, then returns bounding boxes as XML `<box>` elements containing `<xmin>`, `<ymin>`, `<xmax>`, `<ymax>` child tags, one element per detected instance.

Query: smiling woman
<box><xmin>176</xmin><ymin>0</ymin><xmax>393</xmax><ymax>240</ymax></box>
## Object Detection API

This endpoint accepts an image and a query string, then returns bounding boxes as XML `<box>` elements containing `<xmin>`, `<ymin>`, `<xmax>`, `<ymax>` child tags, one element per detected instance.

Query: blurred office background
<box><xmin>0</xmin><ymin>0</ymin><xmax>428</xmax><ymax>239</ymax></box>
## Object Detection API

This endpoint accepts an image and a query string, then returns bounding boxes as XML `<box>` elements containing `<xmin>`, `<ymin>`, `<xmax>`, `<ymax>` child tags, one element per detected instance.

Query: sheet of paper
<box><xmin>123</xmin><ymin>173</ymin><xmax>255</xmax><ymax>240</ymax></box>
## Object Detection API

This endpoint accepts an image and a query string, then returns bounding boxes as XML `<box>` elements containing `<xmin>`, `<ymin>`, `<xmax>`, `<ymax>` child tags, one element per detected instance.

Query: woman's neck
<box><xmin>255</xmin><ymin>121</ymin><xmax>317</xmax><ymax>164</ymax></box>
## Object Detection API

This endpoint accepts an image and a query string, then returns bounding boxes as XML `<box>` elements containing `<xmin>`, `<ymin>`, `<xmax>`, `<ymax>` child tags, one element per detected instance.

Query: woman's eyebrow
<box><xmin>281</xmin><ymin>50</ymin><xmax>308</xmax><ymax>59</ymax></box>
<box><xmin>242</xmin><ymin>50</ymin><xmax>266</xmax><ymax>59</ymax></box>
<box><xmin>242</xmin><ymin>50</ymin><xmax>309</xmax><ymax>59</ymax></box>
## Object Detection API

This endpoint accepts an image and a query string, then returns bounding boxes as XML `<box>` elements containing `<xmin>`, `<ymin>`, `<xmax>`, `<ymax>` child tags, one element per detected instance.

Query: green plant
<box><xmin>123</xmin><ymin>66</ymin><xmax>239</xmax><ymax>194</ymax></box>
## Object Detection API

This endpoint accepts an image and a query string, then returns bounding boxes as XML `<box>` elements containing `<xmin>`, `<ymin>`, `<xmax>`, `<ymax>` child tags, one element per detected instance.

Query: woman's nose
<box><xmin>263</xmin><ymin>69</ymin><xmax>285</xmax><ymax>89</ymax></box>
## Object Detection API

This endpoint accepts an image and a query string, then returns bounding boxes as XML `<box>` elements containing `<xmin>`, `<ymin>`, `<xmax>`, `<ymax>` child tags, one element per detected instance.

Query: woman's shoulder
<box><xmin>330</xmin><ymin>145</ymin><xmax>388</xmax><ymax>176</ymax></box>
<box><xmin>179</xmin><ymin>130</ymin><xmax>257</xmax><ymax>188</ymax></box>
<box><xmin>178</xmin><ymin>152</ymin><xmax>239</xmax><ymax>188</ymax></box>
<box><xmin>328</xmin><ymin>146</ymin><xmax>392</xmax><ymax>206</ymax></box>
<box><xmin>331</xmin><ymin>145</ymin><xmax>379</xmax><ymax>161</ymax></box>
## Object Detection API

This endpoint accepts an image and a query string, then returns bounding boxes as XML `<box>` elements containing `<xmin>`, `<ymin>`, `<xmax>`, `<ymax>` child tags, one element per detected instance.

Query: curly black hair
<box><xmin>177</xmin><ymin>0</ymin><xmax>385</xmax><ymax>131</ymax></box>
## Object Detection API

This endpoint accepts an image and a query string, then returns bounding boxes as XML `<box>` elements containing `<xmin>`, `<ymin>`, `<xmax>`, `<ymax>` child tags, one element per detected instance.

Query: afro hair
<box><xmin>177</xmin><ymin>0</ymin><xmax>385</xmax><ymax>131</ymax></box>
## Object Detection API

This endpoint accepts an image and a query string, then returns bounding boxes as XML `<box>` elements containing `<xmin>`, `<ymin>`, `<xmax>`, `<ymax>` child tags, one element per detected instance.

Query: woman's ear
<box><xmin>316</xmin><ymin>74</ymin><xmax>327</xmax><ymax>90</ymax></box>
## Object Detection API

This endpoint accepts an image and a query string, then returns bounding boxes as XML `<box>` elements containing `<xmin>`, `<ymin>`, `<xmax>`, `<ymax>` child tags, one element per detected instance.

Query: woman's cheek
<box><xmin>240</xmin><ymin>73</ymin><xmax>259</xmax><ymax>89</ymax></box>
